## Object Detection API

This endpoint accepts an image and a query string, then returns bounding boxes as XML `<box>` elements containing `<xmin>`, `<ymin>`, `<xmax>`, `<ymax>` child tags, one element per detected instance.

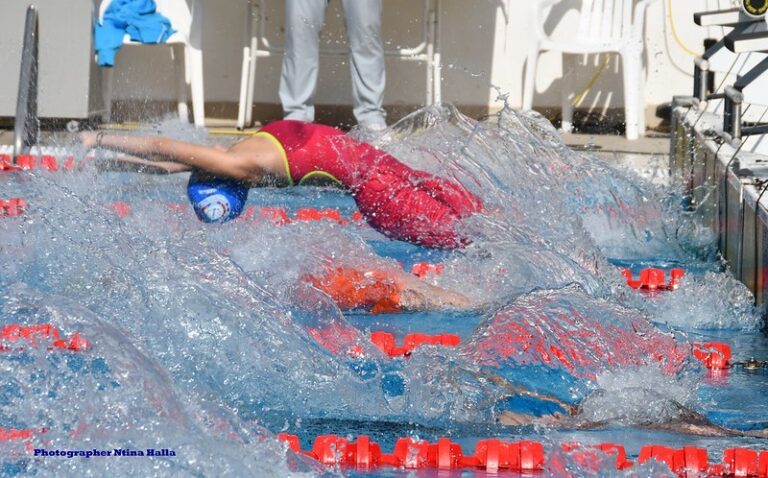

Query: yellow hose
<box><xmin>207</xmin><ymin>128</ymin><xmax>257</xmax><ymax>136</ymax></box>
<box><xmin>667</xmin><ymin>0</ymin><xmax>699</xmax><ymax>56</ymax></box>
<box><xmin>101</xmin><ymin>123</ymin><xmax>256</xmax><ymax>136</ymax></box>
<box><xmin>571</xmin><ymin>53</ymin><xmax>612</xmax><ymax>106</ymax></box>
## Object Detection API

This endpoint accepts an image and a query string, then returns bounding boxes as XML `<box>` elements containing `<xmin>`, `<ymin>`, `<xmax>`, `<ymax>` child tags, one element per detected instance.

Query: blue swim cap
<box><xmin>187</xmin><ymin>172</ymin><xmax>249</xmax><ymax>223</ymax></box>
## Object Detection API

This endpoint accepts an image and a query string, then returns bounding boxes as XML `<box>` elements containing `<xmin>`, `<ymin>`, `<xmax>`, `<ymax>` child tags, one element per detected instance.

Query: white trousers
<box><xmin>280</xmin><ymin>0</ymin><xmax>387</xmax><ymax>127</ymax></box>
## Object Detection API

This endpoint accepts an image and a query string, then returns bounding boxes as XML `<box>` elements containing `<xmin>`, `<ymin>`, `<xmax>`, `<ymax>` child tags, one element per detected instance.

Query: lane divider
<box><xmin>0</xmin><ymin>153</ymin><xmax>86</xmax><ymax>172</ymax></box>
<box><xmin>560</xmin><ymin>442</ymin><xmax>633</xmax><ymax>471</ymax></box>
<box><xmin>0</xmin><ymin>426</ymin><xmax>47</xmax><ymax>453</ymax></box>
<box><xmin>0</xmin><ymin>427</ymin><xmax>45</xmax><ymax>443</ymax></box>
<box><xmin>310</xmin><ymin>326</ymin><xmax>735</xmax><ymax>376</ymax></box>
<box><xmin>0</xmin><ymin>324</ymin><xmax>90</xmax><ymax>352</ymax></box>
<box><xmin>622</xmin><ymin>268</ymin><xmax>685</xmax><ymax>291</ymax></box>
<box><xmin>277</xmin><ymin>435</ymin><xmax>768</xmax><ymax>476</ymax></box>
<box><xmin>277</xmin><ymin>434</ymin><xmax>544</xmax><ymax>471</ymax></box>
<box><xmin>0</xmin><ymin>201</ymin><xmax>370</xmax><ymax>227</ymax></box>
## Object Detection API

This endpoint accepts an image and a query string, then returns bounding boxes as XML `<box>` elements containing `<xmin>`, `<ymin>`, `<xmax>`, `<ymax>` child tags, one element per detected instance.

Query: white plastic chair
<box><xmin>98</xmin><ymin>0</ymin><xmax>205</xmax><ymax>127</ymax></box>
<box><xmin>523</xmin><ymin>0</ymin><xmax>659</xmax><ymax>140</ymax></box>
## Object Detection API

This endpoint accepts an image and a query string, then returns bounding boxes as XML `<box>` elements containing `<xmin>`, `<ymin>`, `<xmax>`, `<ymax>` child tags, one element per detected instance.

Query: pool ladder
<box><xmin>13</xmin><ymin>5</ymin><xmax>40</xmax><ymax>162</ymax></box>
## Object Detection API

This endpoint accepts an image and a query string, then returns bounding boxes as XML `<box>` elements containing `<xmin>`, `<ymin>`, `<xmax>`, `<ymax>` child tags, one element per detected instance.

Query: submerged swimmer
<box><xmin>79</xmin><ymin>120</ymin><xmax>483</xmax><ymax>249</ymax></box>
<box><xmin>465</xmin><ymin>286</ymin><xmax>768</xmax><ymax>437</ymax></box>
<box><xmin>303</xmin><ymin>265</ymin><xmax>471</xmax><ymax>312</ymax></box>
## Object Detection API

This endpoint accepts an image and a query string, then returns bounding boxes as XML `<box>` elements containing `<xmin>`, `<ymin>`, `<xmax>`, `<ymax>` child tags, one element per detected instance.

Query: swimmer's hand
<box><xmin>78</xmin><ymin>131</ymin><xmax>98</xmax><ymax>149</ymax></box>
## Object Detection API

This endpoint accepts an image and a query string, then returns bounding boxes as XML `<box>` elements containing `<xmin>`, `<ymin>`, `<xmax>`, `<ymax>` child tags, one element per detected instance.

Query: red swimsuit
<box><xmin>258</xmin><ymin>120</ymin><xmax>483</xmax><ymax>249</ymax></box>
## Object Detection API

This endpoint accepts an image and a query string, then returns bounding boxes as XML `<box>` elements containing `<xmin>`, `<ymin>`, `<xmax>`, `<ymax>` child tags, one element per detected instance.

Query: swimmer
<box><xmin>494</xmin><ymin>390</ymin><xmax>768</xmax><ymax>438</ymax></box>
<box><xmin>465</xmin><ymin>286</ymin><xmax>768</xmax><ymax>437</ymax></box>
<box><xmin>79</xmin><ymin>120</ymin><xmax>483</xmax><ymax>249</ymax></box>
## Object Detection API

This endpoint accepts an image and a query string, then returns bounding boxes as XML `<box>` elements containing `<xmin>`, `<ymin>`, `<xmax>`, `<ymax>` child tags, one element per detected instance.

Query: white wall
<box><xmin>110</xmin><ymin>0</ymin><xmax>735</xmax><ymax>114</ymax></box>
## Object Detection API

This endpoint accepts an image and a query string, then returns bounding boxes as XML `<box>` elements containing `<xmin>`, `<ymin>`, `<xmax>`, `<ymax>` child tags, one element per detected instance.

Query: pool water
<box><xmin>0</xmin><ymin>105</ymin><xmax>766</xmax><ymax>477</ymax></box>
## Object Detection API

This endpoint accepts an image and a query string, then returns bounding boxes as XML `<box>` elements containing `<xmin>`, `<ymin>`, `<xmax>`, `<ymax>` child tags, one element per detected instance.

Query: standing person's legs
<box><xmin>280</xmin><ymin>0</ymin><xmax>328</xmax><ymax>122</ymax></box>
<box><xmin>341</xmin><ymin>0</ymin><xmax>387</xmax><ymax>129</ymax></box>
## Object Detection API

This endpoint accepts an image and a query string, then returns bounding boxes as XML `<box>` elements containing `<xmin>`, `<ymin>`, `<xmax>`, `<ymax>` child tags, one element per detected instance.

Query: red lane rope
<box><xmin>0</xmin><ymin>198</ymin><xmax>27</xmax><ymax>218</ymax></box>
<box><xmin>692</xmin><ymin>342</ymin><xmax>731</xmax><ymax>370</ymax></box>
<box><xmin>0</xmin><ymin>426</ymin><xmax>47</xmax><ymax>453</ymax></box>
<box><xmin>278</xmin><ymin>434</ymin><xmax>768</xmax><ymax>476</ymax></box>
<box><xmin>277</xmin><ymin>434</ymin><xmax>544</xmax><ymax>471</ymax></box>
<box><xmin>411</xmin><ymin>262</ymin><xmax>444</xmax><ymax>279</ymax></box>
<box><xmin>0</xmin><ymin>154</ymin><xmax>80</xmax><ymax>172</ymax></box>
<box><xmin>110</xmin><ymin>202</ymin><xmax>368</xmax><ymax>226</ymax></box>
<box><xmin>0</xmin><ymin>427</ymin><xmax>45</xmax><ymax>443</ymax></box>
<box><xmin>0</xmin><ymin>324</ymin><xmax>90</xmax><ymax>352</ymax></box>
<box><xmin>2</xmin><ymin>200</ymin><xmax>374</xmax><ymax>228</ymax></box>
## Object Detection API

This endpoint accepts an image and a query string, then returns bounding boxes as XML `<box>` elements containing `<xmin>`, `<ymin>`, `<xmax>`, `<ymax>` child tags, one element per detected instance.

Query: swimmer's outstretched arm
<box><xmin>79</xmin><ymin>132</ymin><xmax>264</xmax><ymax>182</ymax></box>
<box><xmin>95</xmin><ymin>154</ymin><xmax>193</xmax><ymax>174</ymax></box>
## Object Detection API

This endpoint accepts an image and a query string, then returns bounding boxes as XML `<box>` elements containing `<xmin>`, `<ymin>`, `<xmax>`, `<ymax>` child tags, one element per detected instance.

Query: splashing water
<box><xmin>0</xmin><ymin>105</ymin><xmax>764</xmax><ymax>476</ymax></box>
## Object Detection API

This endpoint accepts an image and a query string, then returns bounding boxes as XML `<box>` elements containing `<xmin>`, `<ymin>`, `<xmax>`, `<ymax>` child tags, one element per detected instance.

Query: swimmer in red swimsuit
<box><xmin>79</xmin><ymin>120</ymin><xmax>483</xmax><ymax>249</ymax></box>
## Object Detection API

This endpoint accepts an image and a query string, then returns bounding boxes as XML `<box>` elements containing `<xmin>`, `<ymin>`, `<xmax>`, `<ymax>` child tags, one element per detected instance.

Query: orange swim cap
<box><xmin>304</xmin><ymin>267</ymin><xmax>402</xmax><ymax>313</ymax></box>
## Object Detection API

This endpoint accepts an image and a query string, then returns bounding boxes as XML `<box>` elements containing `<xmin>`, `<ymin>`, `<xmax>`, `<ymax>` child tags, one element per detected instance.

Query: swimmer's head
<box><xmin>187</xmin><ymin>172</ymin><xmax>249</xmax><ymax>223</ymax></box>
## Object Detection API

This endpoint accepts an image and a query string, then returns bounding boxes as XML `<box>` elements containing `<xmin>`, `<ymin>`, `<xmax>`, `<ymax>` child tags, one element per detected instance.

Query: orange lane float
<box><xmin>277</xmin><ymin>434</ymin><xmax>544</xmax><ymax>472</ymax></box>
<box><xmin>410</xmin><ymin>262</ymin><xmax>444</xmax><ymax>279</ymax></box>
<box><xmin>560</xmin><ymin>442</ymin><xmax>634</xmax><ymax>471</ymax></box>
<box><xmin>0</xmin><ymin>153</ymin><xmax>79</xmax><ymax>172</ymax></box>
<box><xmin>110</xmin><ymin>202</ymin><xmax>132</xmax><ymax>219</ymax></box>
<box><xmin>0</xmin><ymin>426</ymin><xmax>47</xmax><ymax>453</ymax></box>
<box><xmin>277</xmin><ymin>435</ymin><xmax>768</xmax><ymax>476</ymax></box>
<box><xmin>723</xmin><ymin>448</ymin><xmax>768</xmax><ymax>477</ymax></box>
<box><xmin>240</xmin><ymin>206</ymin><xmax>290</xmax><ymax>225</ymax></box>
<box><xmin>638</xmin><ymin>445</ymin><xmax>712</xmax><ymax>476</ymax></box>
<box><xmin>692</xmin><ymin>342</ymin><xmax>732</xmax><ymax>370</ymax></box>
<box><xmin>0</xmin><ymin>324</ymin><xmax>90</xmax><ymax>352</ymax></box>
<box><xmin>0</xmin><ymin>427</ymin><xmax>45</xmax><ymax>443</ymax></box>
<box><xmin>294</xmin><ymin>207</ymin><xmax>346</xmax><ymax>224</ymax></box>
<box><xmin>0</xmin><ymin>198</ymin><xmax>27</xmax><ymax>218</ymax></box>
<box><xmin>622</xmin><ymin>268</ymin><xmax>685</xmax><ymax>291</ymax></box>
<box><xmin>370</xmin><ymin>331</ymin><xmax>461</xmax><ymax>357</ymax></box>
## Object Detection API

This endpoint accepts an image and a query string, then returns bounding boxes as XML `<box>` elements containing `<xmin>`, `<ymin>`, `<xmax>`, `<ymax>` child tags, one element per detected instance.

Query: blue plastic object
<box><xmin>95</xmin><ymin>0</ymin><xmax>176</xmax><ymax>67</ymax></box>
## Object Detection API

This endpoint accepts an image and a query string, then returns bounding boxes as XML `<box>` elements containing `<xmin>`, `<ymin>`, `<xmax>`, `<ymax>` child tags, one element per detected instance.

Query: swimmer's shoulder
<box><xmin>225</xmin><ymin>132</ymin><xmax>291</xmax><ymax>184</ymax></box>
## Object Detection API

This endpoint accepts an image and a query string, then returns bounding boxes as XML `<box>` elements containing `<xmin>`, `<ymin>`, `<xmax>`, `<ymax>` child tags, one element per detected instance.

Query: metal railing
<box><xmin>13</xmin><ymin>5</ymin><xmax>40</xmax><ymax>161</ymax></box>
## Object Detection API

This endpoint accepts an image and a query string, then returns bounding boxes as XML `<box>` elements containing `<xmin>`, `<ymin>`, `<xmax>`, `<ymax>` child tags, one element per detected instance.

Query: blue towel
<box><xmin>95</xmin><ymin>0</ymin><xmax>176</xmax><ymax>67</ymax></box>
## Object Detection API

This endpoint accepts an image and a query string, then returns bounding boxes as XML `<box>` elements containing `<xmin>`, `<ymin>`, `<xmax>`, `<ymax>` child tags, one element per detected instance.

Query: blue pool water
<box><xmin>0</xmin><ymin>105</ymin><xmax>767</xmax><ymax>476</ymax></box>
